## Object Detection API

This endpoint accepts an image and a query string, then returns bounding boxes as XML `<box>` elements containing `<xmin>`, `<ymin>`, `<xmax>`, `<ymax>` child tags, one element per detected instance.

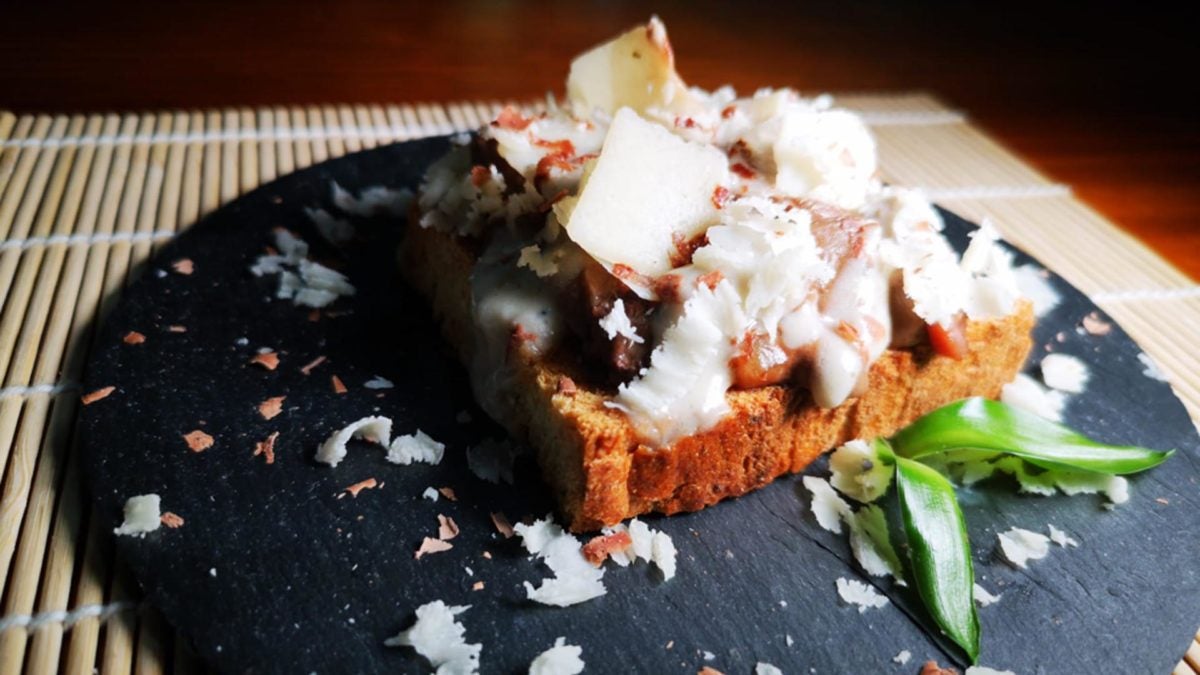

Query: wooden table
<box><xmin>2</xmin><ymin>0</ymin><xmax>1197</xmax><ymax>280</ymax></box>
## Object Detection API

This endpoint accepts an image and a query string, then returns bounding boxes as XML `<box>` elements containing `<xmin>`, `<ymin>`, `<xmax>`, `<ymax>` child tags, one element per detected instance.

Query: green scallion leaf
<box><xmin>889</xmin><ymin>397</ymin><xmax>1173</xmax><ymax>475</ymax></box>
<box><xmin>895</xmin><ymin>453</ymin><xmax>980</xmax><ymax>662</ymax></box>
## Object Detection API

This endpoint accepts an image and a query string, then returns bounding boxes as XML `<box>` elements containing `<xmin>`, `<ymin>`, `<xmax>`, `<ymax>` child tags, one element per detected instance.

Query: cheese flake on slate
<box><xmin>650</xmin><ymin>530</ymin><xmax>678</xmax><ymax>581</ymax></box>
<box><xmin>1053</xmin><ymin>472</ymin><xmax>1129</xmax><ymax>506</ymax></box>
<box><xmin>603</xmin><ymin>519</ymin><xmax>678</xmax><ymax>579</ymax></box>
<box><xmin>1001</xmin><ymin>373</ymin><xmax>1066</xmax><ymax>422</ymax></box>
<box><xmin>1040</xmin><ymin>353</ymin><xmax>1090</xmax><ymax>393</ymax></box>
<box><xmin>387</xmin><ymin>430</ymin><xmax>445</xmax><ymax>466</ymax></box>
<box><xmin>113</xmin><ymin>494</ymin><xmax>162</xmax><ymax>537</ymax></box>
<box><xmin>597</xmin><ymin>298</ymin><xmax>644</xmax><ymax>344</ymax></box>
<box><xmin>384</xmin><ymin>600</ymin><xmax>481</xmax><ymax>674</ymax></box>
<box><xmin>835</xmin><ymin>577</ymin><xmax>889</xmax><ymax>612</ymax></box>
<box><xmin>803</xmin><ymin>476</ymin><xmax>852</xmax><ymax>534</ymax></box>
<box><xmin>1047</xmin><ymin>524</ymin><xmax>1079</xmax><ymax>548</ymax></box>
<box><xmin>364</xmin><ymin>375</ymin><xmax>395</xmax><ymax>390</ymax></box>
<box><xmin>1013</xmin><ymin>264</ymin><xmax>1061</xmax><ymax>317</ymax></box>
<box><xmin>974</xmin><ymin>583</ymin><xmax>1002</xmax><ymax>607</ymax></box>
<box><xmin>755</xmin><ymin>663</ymin><xmax>784</xmax><ymax>675</ymax></box>
<box><xmin>422</xmin><ymin>487</ymin><xmax>440</xmax><ymax>502</ymax></box>
<box><xmin>1138</xmin><ymin>351</ymin><xmax>1169</xmax><ymax>382</ymax></box>
<box><xmin>304</xmin><ymin>207</ymin><xmax>354</xmax><ymax>245</ymax></box>
<box><xmin>331</xmin><ymin>181</ymin><xmax>413</xmax><ymax>218</ymax></box>
<box><xmin>315</xmin><ymin>416</ymin><xmax>392</xmax><ymax>467</ymax></box>
<box><xmin>528</xmin><ymin>637</ymin><xmax>585</xmax><ymax>675</ymax></box>
<box><xmin>997</xmin><ymin>526</ymin><xmax>1051</xmax><ymax>569</ymax></box>
<box><xmin>965</xmin><ymin>667</ymin><xmax>1017</xmax><ymax>675</ymax></box>
<box><xmin>514</xmin><ymin>516</ymin><xmax>607</xmax><ymax>607</ymax></box>
<box><xmin>893</xmin><ymin>650</ymin><xmax>912</xmax><ymax>665</ymax></box>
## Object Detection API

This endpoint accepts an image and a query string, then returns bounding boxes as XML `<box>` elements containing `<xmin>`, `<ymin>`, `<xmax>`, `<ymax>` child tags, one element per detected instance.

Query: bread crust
<box><xmin>402</xmin><ymin>220</ymin><xmax>1035</xmax><ymax>532</ymax></box>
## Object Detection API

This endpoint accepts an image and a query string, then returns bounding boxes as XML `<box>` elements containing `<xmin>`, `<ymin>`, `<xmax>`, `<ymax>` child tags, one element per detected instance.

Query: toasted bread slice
<box><xmin>402</xmin><ymin>219</ymin><xmax>1035</xmax><ymax>532</ymax></box>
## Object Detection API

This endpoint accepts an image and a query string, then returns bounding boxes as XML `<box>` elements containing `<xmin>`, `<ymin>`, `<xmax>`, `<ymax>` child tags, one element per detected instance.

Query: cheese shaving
<box><xmin>1000</xmin><ymin>373</ymin><xmax>1066</xmax><ymax>422</ymax></box>
<box><xmin>597</xmin><ymin>299</ymin><xmax>644</xmax><ymax>344</ymax></box>
<box><xmin>384</xmin><ymin>600</ymin><xmax>481</xmax><ymax>674</ymax></box>
<box><xmin>331</xmin><ymin>181</ymin><xmax>413</xmax><ymax>218</ymax></box>
<box><xmin>1040</xmin><ymin>353</ymin><xmax>1090</xmax><ymax>393</ymax></box>
<box><xmin>973</xmin><ymin>583</ymin><xmax>1002</xmax><ymax>607</ymax></box>
<box><xmin>387</xmin><ymin>430</ymin><xmax>445</xmax><ymax>465</ymax></box>
<box><xmin>528</xmin><ymin>637</ymin><xmax>585</xmax><ymax>675</ymax></box>
<box><xmin>113</xmin><ymin>494</ymin><xmax>162</xmax><ymax>537</ymax></box>
<box><xmin>835</xmin><ymin>577</ymin><xmax>889</xmax><ymax>612</ymax></box>
<box><xmin>893</xmin><ymin>650</ymin><xmax>912</xmax><ymax>665</ymax></box>
<box><xmin>315</xmin><ymin>416</ymin><xmax>392</xmax><ymax>467</ymax></box>
<box><xmin>755</xmin><ymin>663</ymin><xmax>784</xmax><ymax>675</ymax></box>
<box><xmin>965</xmin><ymin>667</ymin><xmax>1017</xmax><ymax>675</ymax></box>
<box><xmin>1047</xmin><ymin>524</ymin><xmax>1079</xmax><ymax>548</ymax></box>
<box><xmin>997</xmin><ymin>526</ymin><xmax>1051</xmax><ymax>569</ymax></box>
<box><xmin>514</xmin><ymin>516</ymin><xmax>607</xmax><ymax>607</ymax></box>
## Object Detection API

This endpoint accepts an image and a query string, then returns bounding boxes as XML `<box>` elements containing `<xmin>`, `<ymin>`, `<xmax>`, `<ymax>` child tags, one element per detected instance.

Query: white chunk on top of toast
<box><xmin>566</xmin><ymin>16</ymin><xmax>687</xmax><ymax>116</ymax></box>
<box><xmin>554</xmin><ymin>107</ymin><xmax>728</xmax><ymax>296</ymax></box>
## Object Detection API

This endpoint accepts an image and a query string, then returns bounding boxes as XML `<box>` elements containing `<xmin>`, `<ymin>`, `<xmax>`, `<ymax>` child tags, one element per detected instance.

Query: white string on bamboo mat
<box><xmin>0</xmin><ymin>601</ymin><xmax>137</xmax><ymax>633</ymax></box>
<box><xmin>0</xmin><ymin>230</ymin><xmax>176</xmax><ymax>252</ymax></box>
<box><xmin>920</xmin><ymin>184</ymin><xmax>1072</xmax><ymax>200</ymax></box>
<box><xmin>0</xmin><ymin>382</ymin><xmax>79</xmax><ymax>401</ymax></box>
<box><xmin>1091</xmin><ymin>286</ymin><xmax>1200</xmax><ymax>303</ymax></box>
<box><xmin>0</xmin><ymin>106</ymin><xmax>967</xmax><ymax>150</ymax></box>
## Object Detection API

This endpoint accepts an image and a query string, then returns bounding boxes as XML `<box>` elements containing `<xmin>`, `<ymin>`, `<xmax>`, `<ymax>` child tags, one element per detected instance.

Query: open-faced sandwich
<box><xmin>403</xmin><ymin>17</ymin><xmax>1034</xmax><ymax>532</ymax></box>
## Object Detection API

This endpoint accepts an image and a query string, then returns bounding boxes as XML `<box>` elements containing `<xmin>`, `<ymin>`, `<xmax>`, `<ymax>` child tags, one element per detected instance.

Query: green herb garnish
<box><xmin>826</xmin><ymin>397</ymin><xmax>1173</xmax><ymax>663</ymax></box>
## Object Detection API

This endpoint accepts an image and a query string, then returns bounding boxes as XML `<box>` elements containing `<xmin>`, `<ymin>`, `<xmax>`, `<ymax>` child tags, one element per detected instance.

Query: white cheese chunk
<box><xmin>598</xmin><ymin>298</ymin><xmax>644</xmax><ymax>344</ymax></box>
<box><xmin>974</xmin><ymin>583</ymin><xmax>1002</xmax><ymax>607</ymax></box>
<box><xmin>773</xmin><ymin>108</ymin><xmax>877</xmax><ymax>210</ymax></box>
<box><xmin>997</xmin><ymin>526</ymin><xmax>1051</xmax><ymax>569</ymax></box>
<box><xmin>835</xmin><ymin>577</ymin><xmax>889</xmax><ymax>612</ymax></box>
<box><xmin>1047</xmin><ymin>524</ymin><xmax>1079</xmax><ymax>548</ymax></box>
<box><xmin>315</xmin><ymin>416</ymin><xmax>392</xmax><ymax>467</ymax></box>
<box><xmin>755</xmin><ymin>663</ymin><xmax>784</xmax><ymax>675</ymax></box>
<box><xmin>387</xmin><ymin>430</ymin><xmax>445</xmax><ymax>466</ymax></box>
<box><xmin>557</xmin><ymin>108</ymin><xmax>727</xmax><ymax>290</ymax></box>
<box><xmin>893</xmin><ymin>650</ymin><xmax>912</xmax><ymax>665</ymax></box>
<box><xmin>566</xmin><ymin>16</ymin><xmax>686</xmax><ymax>116</ymax></box>
<box><xmin>113</xmin><ymin>494</ymin><xmax>162</xmax><ymax>537</ymax></box>
<box><xmin>514</xmin><ymin>517</ymin><xmax>607</xmax><ymax>607</ymax></box>
<box><xmin>1040</xmin><ymin>353</ymin><xmax>1090</xmax><ymax>393</ymax></box>
<box><xmin>384</xmin><ymin>601</ymin><xmax>481</xmax><ymax>675</ymax></box>
<box><xmin>529</xmin><ymin>637</ymin><xmax>585</xmax><ymax>675</ymax></box>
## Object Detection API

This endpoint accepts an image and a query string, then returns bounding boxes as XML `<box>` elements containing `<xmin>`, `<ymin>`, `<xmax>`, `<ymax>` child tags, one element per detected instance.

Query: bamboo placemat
<box><xmin>0</xmin><ymin>95</ymin><xmax>1197</xmax><ymax>674</ymax></box>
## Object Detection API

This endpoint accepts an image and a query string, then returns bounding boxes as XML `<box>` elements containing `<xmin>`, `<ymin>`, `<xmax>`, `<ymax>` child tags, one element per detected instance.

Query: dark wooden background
<box><xmin>2</xmin><ymin>0</ymin><xmax>1196</xmax><ymax>280</ymax></box>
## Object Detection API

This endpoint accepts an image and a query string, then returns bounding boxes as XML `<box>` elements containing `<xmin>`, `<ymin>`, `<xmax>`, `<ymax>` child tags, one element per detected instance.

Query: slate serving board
<box><xmin>80</xmin><ymin>137</ymin><xmax>1200</xmax><ymax>674</ymax></box>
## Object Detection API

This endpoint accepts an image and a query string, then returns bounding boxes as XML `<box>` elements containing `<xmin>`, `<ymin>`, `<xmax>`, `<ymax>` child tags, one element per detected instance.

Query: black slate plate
<box><xmin>80</xmin><ymin>137</ymin><xmax>1200</xmax><ymax>674</ymax></box>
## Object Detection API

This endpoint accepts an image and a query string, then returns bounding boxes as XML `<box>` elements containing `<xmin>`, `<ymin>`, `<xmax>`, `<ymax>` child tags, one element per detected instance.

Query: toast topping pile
<box><xmin>416</xmin><ymin>17</ymin><xmax>1025</xmax><ymax>446</ymax></box>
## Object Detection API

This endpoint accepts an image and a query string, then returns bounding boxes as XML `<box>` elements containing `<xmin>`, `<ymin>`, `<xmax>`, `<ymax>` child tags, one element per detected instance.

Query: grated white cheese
<box><xmin>514</xmin><ymin>516</ymin><xmax>607</xmax><ymax>607</ymax></box>
<box><xmin>997</xmin><ymin>527</ymin><xmax>1051</xmax><ymax>569</ymax></box>
<box><xmin>304</xmin><ymin>207</ymin><xmax>354</xmax><ymax>245</ymax></box>
<box><xmin>1053</xmin><ymin>472</ymin><xmax>1129</xmax><ymax>506</ymax></box>
<box><xmin>650</xmin><ymin>530</ymin><xmax>678</xmax><ymax>581</ymax></box>
<box><xmin>892</xmin><ymin>650</ymin><xmax>912</xmax><ymax>665</ymax></box>
<box><xmin>1040</xmin><ymin>353</ymin><xmax>1090</xmax><ymax>393</ymax></box>
<box><xmin>113</xmin><ymin>494</ymin><xmax>162</xmax><ymax>537</ymax></box>
<box><xmin>803</xmin><ymin>476</ymin><xmax>852</xmax><ymax>534</ymax></box>
<box><xmin>1001</xmin><ymin>373</ymin><xmax>1066</xmax><ymax>422</ymax></box>
<box><xmin>517</xmin><ymin>245</ymin><xmax>561</xmax><ymax>278</ymax></box>
<box><xmin>755</xmin><ymin>662</ymin><xmax>784</xmax><ymax>675</ymax></box>
<box><xmin>1047</xmin><ymin>524</ymin><xmax>1079</xmax><ymax>548</ymax></box>
<box><xmin>251</xmin><ymin>229</ymin><xmax>356</xmax><ymax>309</ymax></box>
<box><xmin>331</xmin><ymin>181</ymin><xmax>413</xmax><ymax>218</ymax></box>
<box><xmin>835</xmin><ymin>577</ymin><xmax>889</xmax><ymax>612</ymax></box>
<box><xmin>597</xmin><ymin>299</ymin><xmax>644</xmax><ymax>344</ymax></box>
<box><xmin>528</xmin><ymin>637</ymin><xmax>585</xmax><ymax>675</ymax></box>
<box><xmin>974</xmin><ymin>583</ymin><xmax>1002</xmax><ymax>607</ymax></box>
<box><xmin>364</xmin><ymin>375</ymin><xmax>395</xmax><ymax>390</ymax></box>
<box><xmin>387</xmin><ymin>430</ymin><xmax>445</xmax><ymax>466</ymax></box>
<box><xmin>315</xmin><ymin>416</ymin><xmax>393</xmax><ymax>467</ymax></box>
<box><xmin>384</xmin><ymin>600</ymin><xmax>481</xmax><ymax>674</ymax></box>
<box><xmin>1138</xmin><ymin>351</ymin><xmax>1169</xmax><ymax>382</ymax></box>
<box><xmin>422</xmin><ymin>487</ymin><xmax>440</xmax><ymax>502</ymax></box>
<box><xmin>1013</xmin><ymin>264</ymin><xmax>1061</xmax><ymax>317</ymax></box>
<box><xmin>965</xmin><ymin>667</ymin><xmax>1017</xmax><ymax>675</ymax></box>
<box><xmin>702</xmin><ymin>651</ymin><xmax>716</xmax><ymax>661</ymax></box>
